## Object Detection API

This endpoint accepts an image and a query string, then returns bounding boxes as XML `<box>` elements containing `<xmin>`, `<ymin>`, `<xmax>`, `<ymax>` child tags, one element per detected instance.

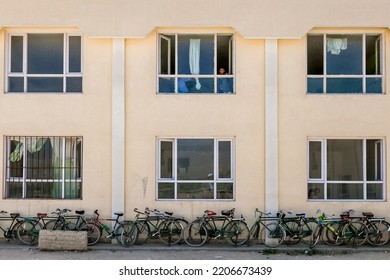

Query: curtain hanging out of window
<box><xmin>189</xmin><ymin>39</ymin><xmax>201</xmax><ymax>89</ymax></box>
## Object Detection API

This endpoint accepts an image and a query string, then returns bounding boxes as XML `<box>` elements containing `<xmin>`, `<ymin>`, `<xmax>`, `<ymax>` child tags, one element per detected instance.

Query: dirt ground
<box><xmin>0</xmin><ymin>245</ymin><xmax>389</xmax><ymax>260</ymax></box>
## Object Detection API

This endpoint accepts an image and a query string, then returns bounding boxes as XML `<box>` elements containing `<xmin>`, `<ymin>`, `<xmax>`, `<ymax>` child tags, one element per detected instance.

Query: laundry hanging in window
<box><xmin>326</xmin><ymin>37</ymin><xmax>348</xmax><ymax>55</ymax></box>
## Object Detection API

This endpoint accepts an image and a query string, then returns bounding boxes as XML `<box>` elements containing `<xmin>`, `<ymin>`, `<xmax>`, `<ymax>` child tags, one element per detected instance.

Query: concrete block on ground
<box><xmin>38</xmin><ymin>230</ymin><xmax>87</xmax><ymax>251</ymax></box>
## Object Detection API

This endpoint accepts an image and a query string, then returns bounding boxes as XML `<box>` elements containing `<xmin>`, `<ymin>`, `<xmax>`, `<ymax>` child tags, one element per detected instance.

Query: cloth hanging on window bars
<box><xmin>326</xmin><ymin>37</ymin><xmax>348</xmax><ymax>55</ymax></box>
<box><xmin>189</xmin><ymin>39</ymin><xmax>201</xmax><ymax>90</ymax></box>
<box><xmin>9</xmin><ymin>137</ymin><xmax>48</xmax><ymax>162</ymax></box>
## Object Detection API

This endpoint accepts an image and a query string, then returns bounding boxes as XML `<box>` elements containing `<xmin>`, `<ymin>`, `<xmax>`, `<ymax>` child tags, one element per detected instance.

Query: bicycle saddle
<box><xmin>37</xmin><ymin>213</ymin><xmax>47</xmax><ymax>218</ymax></box>
<box><xmin>362</xmin><ymin>212</ymin><xmax>374</xmax><ymax>218</ymax></box>
<box><xmin>221</xmin><ymin>210</ymin><xmax>233</xmax><ymax>216</ymax></box>
<box><xmin>10</xmin><ymin>213</ymin><xmax>20</xmax><ymax>219</ymax></box>
<box><xmin>206</xmin><ymin>210</ymin><xmax>216</xmax><ymax>216</ymax></box>
<box><xmin>114</xmin><ymin>212</ymin><xmax>124</xmax><ymax>217</ymax></box>
<box><xmin>75</xmin><ymin>210</ymin><xmax>85</xmax><ymax>215</ymax></box>
<box><xmin>165</xmin><ymin>211</ymin><xmax>173</xmax><ymax>216</ymax></box>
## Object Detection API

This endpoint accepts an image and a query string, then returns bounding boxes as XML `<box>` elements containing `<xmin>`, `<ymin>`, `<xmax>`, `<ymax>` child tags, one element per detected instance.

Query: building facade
<box><xmin>1</xmin><ymin>0</ymin><xmax>390</xmax><ymax>225</ymax></box>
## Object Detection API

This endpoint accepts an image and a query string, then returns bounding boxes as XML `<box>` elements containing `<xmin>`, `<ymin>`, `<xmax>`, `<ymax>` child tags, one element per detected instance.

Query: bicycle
<box><xmin>0</xmin><ymin>210</ymin><xmax>24</xmax><ymax>242</ymax></box>
<box><xmin>79</xmin><ymin>209</ymin><xmax>134</xmax><ymax>246</ymax></box>
<box><xmin>123</xmin><ymin>207</ymin><xmax>184</xmax><ymax>246</ymax></box>
<box><xmin>310</xmin><ymin>209</ymin><xmax>368</xmax><ymax>248</ymax></box>
<box><xmin>15</xmin><ymin>212</ymin><xmax>51</xmax><ymax>245</ymax></box>
<box><xmin>246</xmin><ymin>209</ymin><xmax>282</xmax><ymax>246</ymax></box>
<box><xmin>183</xmin><ymin>208</ymin><xmax>249</xmax><ymax>247</ymax></box>
<box><xmin>276</xmin><ymin>209</ymin><xmax>318</xmax><ymax>245</ymax></box>
<box><xmin>356</xmin><ymin>212</ymin><xmax>390</xmax><ymax>246</ymax></box>
<box><xmin>45</xmin><ymin>208</ymin><xmax>87</xmax><ymax>231</ymax></box>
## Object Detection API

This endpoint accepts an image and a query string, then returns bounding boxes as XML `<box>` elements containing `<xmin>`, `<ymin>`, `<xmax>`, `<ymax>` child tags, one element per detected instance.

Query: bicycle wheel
<box><xmin>183</xmin><ymin>220</ymin><xmax>208</xmax><ymax>247</ymax></box>
<box><xmin>158</xmin><ymin>219</ymin><xmax>183</xmax><ymax>245</ymax></box>
<box><xmin>120</xmin><ymin>222</ymin><xmax>138</xmax><ymax>247</ymax></box>
<box><xmin>309</xmin><ymin>225</ymin><xmax>322</xmax><ymax>248</ymax></box>
<box><xmin>133</xmin><ymin>221</ymin><xmax>151</xmax><ymax>245</ymax></box>
<box><xmin>10</xmin><ymin>220</ymin><xmax>24</xmax><ymax>243</ymax></box>
<box><xmin>366</xmin><ymin>221</ymin><xmax>390</xmax><ymax>246</ymax></box>
<box><xmin>282</xmin><ymin>220</ymin><xmax>301</xmax><ymax>245</ymax></box>
<box><xmin>300</xmin><ymin>220</ymin><xmax>319</xmax><ymax>244</ymax></box>
<box><xmin>79</xmin><ymin>222</ymin><xmax>102</xmax><ymax>245</ymax></box>
<box><xmin>323</xmin><ymin>222</ymin><xmax>344</xmax><ymax>246</ymax></box>
<box><xmin>225</xmin><ymin>220</ymin><xmax>250</xmax><ymax>246</ymax></box>
<box><xmin>44</xmin><ymin>220</ymin><xmax>65</xmax><ymax>230</ymax></box>
<box><xmin>342</xmin><ymin>221</ymin><xmax>368</xmax><ymax>247</ymax></box>
<box><xmin>247</xmin><ymin>223</ymin><xmax>261</xmax><ymax>246</ymax></box>
<box><xmin>16</xmin><ymin>220</ymin><xmax>41</xmax><ymax>245</ymax></box>
<box><xmin>260</xmin><ymin>222</ymin><xmax>286</xmax><ymax>247</ymax></box>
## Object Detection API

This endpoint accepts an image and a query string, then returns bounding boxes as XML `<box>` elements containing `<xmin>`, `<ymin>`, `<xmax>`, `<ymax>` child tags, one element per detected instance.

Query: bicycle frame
<box><xmin>0</xmin><ymin>211</ymin><xmax>22</xmax><ymax>240</ymax></box>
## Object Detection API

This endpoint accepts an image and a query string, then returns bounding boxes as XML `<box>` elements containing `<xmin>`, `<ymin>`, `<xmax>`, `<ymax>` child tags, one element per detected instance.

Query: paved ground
<box><xmin>1</xmin><ymin>240</ymin><xmax>390</xmax><ymax>260</ymax></box>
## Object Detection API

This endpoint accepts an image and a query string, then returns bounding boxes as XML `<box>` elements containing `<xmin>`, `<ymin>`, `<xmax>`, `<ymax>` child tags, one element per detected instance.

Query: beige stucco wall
<box><xmin>279</xmin><ymin>28</ymin><xmax>390</xmax><ymax>219</ymax></box>
<box><xmin>0</xmin><ymin>27</ymin><xmax>114</xmax><ymax>217</ymax></box>
<box><xmin>1</xmin><ymin>0</ymin><xmax>390</xmax><ymax>38</ymax></box>
<box><xmin>124</xmin><ymin>28</ymin><xmax>265</xmax><ymax>221</ymax></box>
<box><xmin>1</xmin><ymin>1</ymin><xmax>390</xmax><ymax>224</ymax></box>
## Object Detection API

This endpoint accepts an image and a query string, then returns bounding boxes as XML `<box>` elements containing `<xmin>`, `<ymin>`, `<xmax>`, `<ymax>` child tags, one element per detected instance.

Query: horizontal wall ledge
<box><xmin>1</xmin><ymin>0</ymin><xmax>390</xmax><ymax>38</ymax></box>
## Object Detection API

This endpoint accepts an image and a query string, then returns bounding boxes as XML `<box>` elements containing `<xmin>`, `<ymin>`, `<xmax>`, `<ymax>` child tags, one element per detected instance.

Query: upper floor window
<box><xmin>4</xmin><ymin>136</ymin><xmax>83</xmax><ymax>199</ymax></box>
<box><xmin>307</xmin><ymin>33</ymin><xmax>384</xmax><ymax>94</ymax></box>
<box><xmin>158</xmin><ymin>33</ymin><xmax>234</xmax><ymax>94</ymax></box>
<box><xmin>7</xmin><ymin>33</ymin><xmax>82</xmax><ymax>93</ymax></box>
<box><xmin>157</xmin><ymin>138</ymin><xmax>234</xmax><ymax>200</ymax></box>
<box><xmin>307</xmin><ymin>138</ymin><xmax>384</xmax><ymax>201</ymax></box>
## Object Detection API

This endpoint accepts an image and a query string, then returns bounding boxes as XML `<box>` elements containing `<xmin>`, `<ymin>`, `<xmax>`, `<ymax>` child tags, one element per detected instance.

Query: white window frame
<box><xmin>307</xmin><ymin>137</ymin><xmax>386</xmax><ymax>201</ymax></box>
<box><xmin>307</xmin><ymin>30</ymin><xmax>385</xmax><ymax>94</ymax></box>
<box><xmin>157</xmin><ymin>32</ymin><xmax>235</xmax><ymax>94</ymax></box>
<box><xmin>156</xmin><ymin>137</ymin><xmax>235</xmax><ymax>200</ymax></box>
<box><xmin>6</xmin><ymin>31</ymin><xmax>83</xmax><ymax>93</ymax></box>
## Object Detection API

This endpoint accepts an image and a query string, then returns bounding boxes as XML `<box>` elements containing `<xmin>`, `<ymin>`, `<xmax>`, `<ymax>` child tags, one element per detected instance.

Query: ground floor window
<box><xmin>4</xmin><ymin>136</ymin><xmax>82</xmax><ymax>199</ymax></box>
<box><xmin>307</xmin><ymin>138</ymin><xmax>384</xmax><ymax>201</ymax></box>
<box><xmin>157</xmin><ymin>138</ymin><xmax>234</xmax><ymax>200</ymax></box>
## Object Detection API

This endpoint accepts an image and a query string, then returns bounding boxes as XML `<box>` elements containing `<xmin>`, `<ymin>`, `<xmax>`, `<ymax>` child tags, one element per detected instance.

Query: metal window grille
<box><xmin>4</xmin><ymin>136</ymin><xmax>83</xmax><ymax>199</ymax></box>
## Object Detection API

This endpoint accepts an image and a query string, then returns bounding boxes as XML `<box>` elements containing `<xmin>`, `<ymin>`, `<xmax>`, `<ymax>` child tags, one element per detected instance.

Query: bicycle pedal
<box><xmin>105</xmin><ymin>234</ymin><xmax>113</xmax><ymax>239</ymax></box>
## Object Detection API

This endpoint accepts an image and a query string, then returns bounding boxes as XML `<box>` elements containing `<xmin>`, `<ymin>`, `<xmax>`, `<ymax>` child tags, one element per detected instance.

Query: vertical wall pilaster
<box><xmin>112</xmin><ymin>38</ymin><xmax>125</xmax><ymax>215</ymax></box>
<box><xmin>265</xmin><ymin>39</ymin><xmax>279</xmax><ymax>214</ymax></box>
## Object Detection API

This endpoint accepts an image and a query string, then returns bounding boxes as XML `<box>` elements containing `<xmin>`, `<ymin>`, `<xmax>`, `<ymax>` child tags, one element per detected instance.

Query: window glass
<box><xmin>326</xmin><ymin>35</ymin><xmax>362</xmax><ymax>75</ymax></box>
<box><xmin>8</xmin><ymin>77</ymin><xmax>24</xmax><ymax>92</ymax></box>
<box><xmin>27</xmin><ymin>77</ymin><xmax>63</xmax><ymax>92</ymax></box>
<box><xmin>327</xmin><ymin>78</ymin><xmax>363</xmax><ymax>94</ymax></box>
<box><xmin>178</xmin><ymin>35</ymin><xmax>214</xmax><ymax>75</ymax></box>
<box><xmin>307</xmin><ymin>35</ymin><xmax>323</xmax><ymax>75</ymax></box>
<box><xmin>177</xmin><ymin>139</ymin><xmax>214</xmax><ymax>180</ymax></box>
<box><xmin>160</xmin><ymin>141</ymin><xmax>173</xmax><ymax>179</ymax></box>
<box><xmin>10</xmin><ymin>36</ymin><xmax>23</xmax><ymax>73</ymax></box>
<box><xmin>327</xmin><ymin>140</ymin><xmax>363</xmax><ymax>181</ymax></box>
<box><xmin>27</xmin><ymin>34</ymin><xmax>63</xmax><ymax>74</ymax></box>
<box><xmin>308</xmin><ymin>141</ymin><xmax>322</xmax><ymax>179</ymax></box>
<box><xmin>218</xmin><ymin>141</ymin><xmax>231</xmax><ymax>179</ymax></box>
<box><xmin>327</xmin><ymin>183</ymin><xmax>364</xmax><ymax>200</ymax></box>
<box><xmin>366</xmin><ymin>35</ymin><xmax>382</xmax><ymax>75</ymax></box>
<box><xmin>69</xmin><ymin>36</ymin><xmax>81</xmax><ymax>73</ymax></box>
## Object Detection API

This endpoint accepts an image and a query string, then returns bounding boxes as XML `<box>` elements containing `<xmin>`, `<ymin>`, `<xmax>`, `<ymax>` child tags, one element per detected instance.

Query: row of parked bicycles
<box><xmin>1</xmin><ymin>207</ymin><xmax>389</xmax><ymax>248</ymax></box>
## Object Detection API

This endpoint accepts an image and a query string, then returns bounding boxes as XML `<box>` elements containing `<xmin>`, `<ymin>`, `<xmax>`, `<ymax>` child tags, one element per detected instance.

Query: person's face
<box><xmin>219</xmin><ymin>68</ymin><xmax>225</xmax><ymax>74</ymax></box>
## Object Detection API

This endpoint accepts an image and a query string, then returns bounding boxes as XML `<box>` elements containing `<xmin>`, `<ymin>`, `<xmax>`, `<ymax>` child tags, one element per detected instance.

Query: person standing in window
<box><xmin>217</xmin><ymin>67</ymin><xmax>233</xmax><ymax>93</ymax></box>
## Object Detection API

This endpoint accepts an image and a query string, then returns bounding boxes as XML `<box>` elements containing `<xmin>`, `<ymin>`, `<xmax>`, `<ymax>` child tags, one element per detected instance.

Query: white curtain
<box><xmin>327</xmin><ymin>37</ymin><xmax>348</xmax><ymax>55</ymax></box>
<box><xmin>189</xmin><ymin>39</ymin><xmax>201</xmax><ymax>90</ymax></box>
